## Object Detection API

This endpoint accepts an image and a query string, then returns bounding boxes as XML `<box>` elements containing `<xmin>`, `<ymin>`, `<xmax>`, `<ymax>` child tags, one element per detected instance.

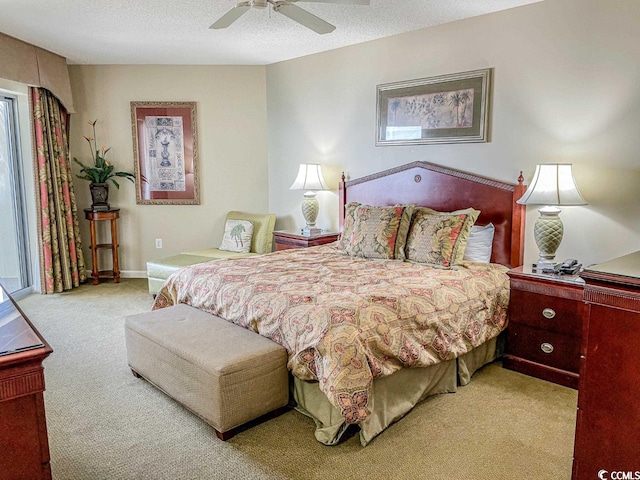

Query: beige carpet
<box><xmin>19</xmin><ymin>279</ymin><xmax>578</xmax><ymax>480</ymax></box>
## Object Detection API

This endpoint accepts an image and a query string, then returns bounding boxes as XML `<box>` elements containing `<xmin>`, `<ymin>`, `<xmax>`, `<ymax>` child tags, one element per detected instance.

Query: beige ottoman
<box><xmin>125</xmin><ymin>304</ymin><xmax>289</xmax><ymax>440</ymax></box>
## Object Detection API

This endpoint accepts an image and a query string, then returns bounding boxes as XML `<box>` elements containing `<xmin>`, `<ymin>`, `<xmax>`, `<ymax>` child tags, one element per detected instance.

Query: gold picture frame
<box><xmin>130</xmin><ymin>101</ymin><xmax>200</xmax><ymax>205</ymax></box>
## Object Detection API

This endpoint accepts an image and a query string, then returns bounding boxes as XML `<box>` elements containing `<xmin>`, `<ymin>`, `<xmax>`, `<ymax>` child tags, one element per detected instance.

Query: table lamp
<box><xmin>517</xmin><ymin>163</ymin><xmax>587</xmax><ymax>269</ymax></box>
<box><xmin>289</xmin><ymin>163</ymin><xmax>328</xmax><ymax>236</ymax></box>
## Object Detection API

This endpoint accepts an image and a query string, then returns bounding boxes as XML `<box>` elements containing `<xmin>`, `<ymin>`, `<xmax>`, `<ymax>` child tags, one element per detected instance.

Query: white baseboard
<box><xmin>120</xmin><ymin>270</ymin><xmax>147</xmax><ymax>279</ymax></box>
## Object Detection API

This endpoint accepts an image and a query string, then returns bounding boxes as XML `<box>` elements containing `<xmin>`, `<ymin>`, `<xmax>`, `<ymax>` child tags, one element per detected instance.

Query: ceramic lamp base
<box><xmin>301</xmin><ymin>191</ymin><xmax>320</xmax><ymax>235</ymax></box>
<box><xmin>533</xmin><ymin>206</ymin><xmax>564</xmax><ymax>267</ymax></box>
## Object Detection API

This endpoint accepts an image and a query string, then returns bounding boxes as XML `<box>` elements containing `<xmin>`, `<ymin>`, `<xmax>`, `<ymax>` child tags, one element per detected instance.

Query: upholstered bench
<box><xmin>146</xmin><ymin>211</ymin><xmax>276</xmax><ymax>295</ymax></box>
<box><xmin>124</xmin><ymin>304</ymin><xmax>289</xmax><ymax>440</ymax></box>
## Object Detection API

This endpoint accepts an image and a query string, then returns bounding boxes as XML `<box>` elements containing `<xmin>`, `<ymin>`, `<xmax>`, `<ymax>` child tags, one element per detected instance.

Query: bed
<box><xmin>153</xmin><ymin>161</ymin><xmax>526</xmax><ymax>445</ymax></box>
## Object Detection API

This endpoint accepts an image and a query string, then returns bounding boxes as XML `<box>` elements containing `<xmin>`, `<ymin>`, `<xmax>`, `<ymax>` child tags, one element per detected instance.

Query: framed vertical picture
<box><xmin>130</xmin><ymin>101</ymin><xmax>200</xmax><ymax>205</ymax></box>
<box><xmin>376</xmin><ymin>68</ymin><xmax>492</xmax><ymax>146</ymax></box>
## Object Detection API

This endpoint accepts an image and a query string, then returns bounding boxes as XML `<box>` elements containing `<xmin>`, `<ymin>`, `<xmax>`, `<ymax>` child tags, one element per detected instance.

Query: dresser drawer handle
<box><xmin>540</xmin><ymin>342</ymin><xmax>554</xmax><ymax>354</ymax></box>
<box><xmin>542</xmin><ymin>308</ymin><xmax>556</xmax><ymax>319</ymax></box>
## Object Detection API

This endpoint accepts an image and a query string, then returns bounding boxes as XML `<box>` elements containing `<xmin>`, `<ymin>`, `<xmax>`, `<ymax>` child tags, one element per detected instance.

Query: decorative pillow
<box><xmin>405</xmin><ymin>207</ymin><xmax>480</xmax><ymax>267</ymax></box>
<box><xmin>342</xmin><ymin>205</ymin><xmax>406</xmax><ymax>259</ymax></box>
<box><xmin>463</xmin><ymin>223</ymin><xmax>495</xmax><ymax>263</ymax></box>
<box><xmin>394</xmin><ymin>204</ymin><xmax>416</xmax><ymax>261</ymax></box>
<box><xmin>338</xmin><ymin>202</ymin><xmax>361</xmax><ymax>251</ymax></box>
<box><xmin>219</xmin><ymin>219</ymin><xmax>254</xmax><ymax>253</ymax></box>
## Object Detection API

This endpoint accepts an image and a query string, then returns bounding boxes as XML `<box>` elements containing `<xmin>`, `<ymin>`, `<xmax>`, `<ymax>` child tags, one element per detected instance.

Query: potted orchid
<box><xmin>73</xmin><ymin>120</ymin><xmax>136</xmax><ymax>209</ymax></box>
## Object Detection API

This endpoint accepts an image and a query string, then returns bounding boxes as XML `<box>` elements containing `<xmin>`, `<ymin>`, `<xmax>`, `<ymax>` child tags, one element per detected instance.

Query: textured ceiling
<box><xmin>0</xmin><ymin>0</ymin><xmax>542</xmax><ymax>65</ymax></box>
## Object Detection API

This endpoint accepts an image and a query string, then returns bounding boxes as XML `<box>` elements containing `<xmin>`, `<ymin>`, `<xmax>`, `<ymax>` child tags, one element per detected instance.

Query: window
<box><xmin>0</xmin><ymin>95</ymin><xmax>31</xmax><ymax>295</ymax></box>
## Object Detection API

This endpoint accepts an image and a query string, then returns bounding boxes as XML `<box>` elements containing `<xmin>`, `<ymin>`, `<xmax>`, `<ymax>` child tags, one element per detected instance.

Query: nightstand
<box><xmin>504</xmin><ymin>266</ymin><xmax>585</xmax><ymax>389</ymax></box>
<box><xmin>273</xmin><ymin>230</ymin><xmax>339</xmax><ymax>251</ymax></box>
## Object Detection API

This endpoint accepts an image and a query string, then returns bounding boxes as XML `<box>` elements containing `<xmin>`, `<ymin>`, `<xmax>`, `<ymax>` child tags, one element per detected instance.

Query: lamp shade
<box><xmin>289</xmin><ymin>164</ymin><xmax>328</xmax><ymax>191</ymax></box>
<box><xmin>517</xmin><ymin>164</ymin><xmax>587</xmax><ymax>206</ymax></box>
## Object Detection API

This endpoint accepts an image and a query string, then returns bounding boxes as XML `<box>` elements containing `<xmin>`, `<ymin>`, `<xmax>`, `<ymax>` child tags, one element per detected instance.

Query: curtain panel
<box><xmin>31</xmin><ymin>87</ymin><xmax>86</xmax><ymax>293</ymax></box>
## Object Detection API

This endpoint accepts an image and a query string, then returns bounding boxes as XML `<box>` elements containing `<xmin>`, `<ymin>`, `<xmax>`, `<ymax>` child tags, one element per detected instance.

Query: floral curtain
<box><xmin>31</xmin><ymin>87</ymin><xmax>87</xmax><ymax>293</ymax></box>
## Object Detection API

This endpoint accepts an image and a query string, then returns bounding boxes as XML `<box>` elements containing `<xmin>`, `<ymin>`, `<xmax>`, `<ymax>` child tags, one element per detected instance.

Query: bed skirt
<box><xmin>293</xmin><ymin>336</ymin><xmax>500</xmax><ymax>446</ymax></box>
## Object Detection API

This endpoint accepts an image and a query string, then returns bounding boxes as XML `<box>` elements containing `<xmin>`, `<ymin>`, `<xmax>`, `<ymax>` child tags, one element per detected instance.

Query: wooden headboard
<box><xmin>338</xmin><ymin>161</ymin><xmax>526</xmax><ymax>268</ymax></box>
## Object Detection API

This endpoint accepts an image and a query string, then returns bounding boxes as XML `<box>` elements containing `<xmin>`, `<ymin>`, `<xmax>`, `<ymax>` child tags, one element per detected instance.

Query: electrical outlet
<box><xmin>155</xmin><ymin>238</ymin><xmax>162</xmax><ymax>249</ymax></box>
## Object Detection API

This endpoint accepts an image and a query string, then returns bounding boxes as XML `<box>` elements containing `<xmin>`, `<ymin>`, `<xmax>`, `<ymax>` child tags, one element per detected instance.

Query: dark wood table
<box><xmin>273</xmin><ymin>230</ymin><xmax>339</xmax><ymax>251</ymax></box>
<box><xmin>505</xmin><ymin>266</ymin><xmax>585</xmax><ymax>389</ymax></box>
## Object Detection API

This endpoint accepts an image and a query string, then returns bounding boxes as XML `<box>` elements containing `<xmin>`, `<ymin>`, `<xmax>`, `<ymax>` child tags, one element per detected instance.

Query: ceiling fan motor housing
<box><xmin>249</xmin><ymin>0</ymin><xmax>268</xmax><ymax>8</ymax></box>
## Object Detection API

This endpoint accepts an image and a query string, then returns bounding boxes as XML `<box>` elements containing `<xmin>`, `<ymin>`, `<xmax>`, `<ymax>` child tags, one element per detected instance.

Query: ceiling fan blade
<box><xmin>209</xmin><ymin>3</ymin><xmax>251</xmax><ymax>29</ymax></box>
<box><xmin>297</xmin><ymin>0</ymin><xmax>370</xmax><ymax>4</ymax></box>
<box><xmin>273</xmin><ymin>3</ymin><xmax>336</xmax><ymax>34</ymax></box>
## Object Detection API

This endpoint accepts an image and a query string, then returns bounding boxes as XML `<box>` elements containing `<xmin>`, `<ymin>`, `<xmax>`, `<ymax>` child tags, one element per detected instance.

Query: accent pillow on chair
<box><xmin>219</xmin><ymin>219</ymin><xmax>254</xmax><ymax>254</ymax></box>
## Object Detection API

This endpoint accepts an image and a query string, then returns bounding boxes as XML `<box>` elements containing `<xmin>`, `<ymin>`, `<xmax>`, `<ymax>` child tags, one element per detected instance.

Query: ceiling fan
<box><xmin>210</xmin><ymin>0</ymin><xmax>370</xmax><ymax>35</ymax></box>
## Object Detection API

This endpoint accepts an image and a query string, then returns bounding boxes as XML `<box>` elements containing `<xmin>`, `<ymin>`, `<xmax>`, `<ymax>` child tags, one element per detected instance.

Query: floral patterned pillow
<box><xmin>338</xmin><ymin>202</ymin><xmax>361</xmax><ymax>251</ymax></box>
<box><xmin>342</xmin><ymin>204</ymin><xmax>406</xmax><ymax>259</ymax></box>
<box><xmin>392</xmin><ymin>204</ymin><xmax>415</xmax><ymax>260</ymax></box>
<box><xmin>339</xmin><ymin>203</ymin><xmax>414</xmax><ymax>259</ymax></box>
<box><xmin>405</xmin><ymin>207</ymin><xmax>480</xmax><ymax>267</ymax></box>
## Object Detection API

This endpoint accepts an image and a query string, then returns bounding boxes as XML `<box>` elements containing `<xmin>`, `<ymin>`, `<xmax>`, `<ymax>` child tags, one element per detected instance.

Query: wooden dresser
<box><xmin>572</xmin><ymin>251</ymin><xmax>640</xmax><ymax>480</ymax></box>
<box><xmin>0</xmin><ymin>286</ymin><xmax>53</xmax><ymax>479</ymax></box>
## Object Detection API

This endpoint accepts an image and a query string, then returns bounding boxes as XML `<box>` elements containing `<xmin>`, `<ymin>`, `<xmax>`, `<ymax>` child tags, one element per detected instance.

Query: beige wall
<box><xmin>65</xmin><ymin>0</ymin><xmax>640</xmax><ymax>276</ymax></box>
<box><xmin>69</xmin><ymin>65</ymin><xmax>268</xmax><ymax>275</ymax></box>
<box><xmin>266</xmin><ymin>0</ymin><xmax>640</xmax><ymax>267</ymax></box>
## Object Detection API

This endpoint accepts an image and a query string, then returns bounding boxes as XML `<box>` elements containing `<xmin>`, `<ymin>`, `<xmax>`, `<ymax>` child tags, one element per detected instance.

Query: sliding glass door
<box><xmin>0</xmin><ymin>95</ymin><xmax>30</xmax><ymax>295</ymax></box>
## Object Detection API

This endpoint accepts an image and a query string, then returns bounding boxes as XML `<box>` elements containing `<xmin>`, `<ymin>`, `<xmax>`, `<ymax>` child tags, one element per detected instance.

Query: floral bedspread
<box><xmin>152</xmin><ymin>245</ymin><xmax>509</xmax><ymax>424</ymax></box>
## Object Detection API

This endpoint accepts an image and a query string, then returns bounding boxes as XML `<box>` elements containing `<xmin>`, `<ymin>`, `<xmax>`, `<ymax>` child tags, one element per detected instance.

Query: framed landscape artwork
<box><xmin>376</xmin><ymin>68</ymin><xmax>492</xmax><ymax>146</ymax></box>
<box><xmin>130</xmin><ymin>101</ymin><xmax>200</xmax><ymax>205</ymax></box>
